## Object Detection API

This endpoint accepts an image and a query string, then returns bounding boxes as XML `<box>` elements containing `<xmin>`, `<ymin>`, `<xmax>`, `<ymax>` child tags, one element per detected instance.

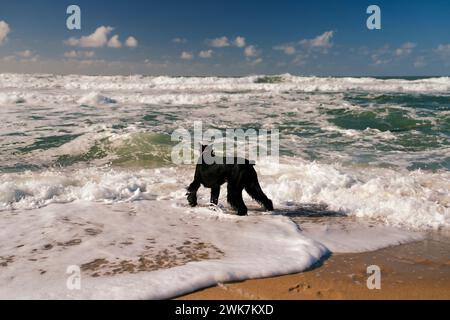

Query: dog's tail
<box><xmin>244</xmin><ymin>168</ymin><xmax>274</xmax><ymax>211</ymax></box>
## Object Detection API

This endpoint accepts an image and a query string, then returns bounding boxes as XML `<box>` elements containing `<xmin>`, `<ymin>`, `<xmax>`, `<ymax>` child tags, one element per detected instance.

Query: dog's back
<box><xmin>195</xmin><ymin>157</ymin><xmax>252</xmax><ymax>187</ymax></box>
<box><xmin>187</xmin><ymin>145</ymin><xmax>273</xmax><ymax>215</ymax></box>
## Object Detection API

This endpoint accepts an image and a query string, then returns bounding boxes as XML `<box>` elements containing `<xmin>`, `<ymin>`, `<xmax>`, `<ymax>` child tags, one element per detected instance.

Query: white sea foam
<box><xmin>0</xmin><ymin>198</ymin><xmax>427</xmax><ymax>300</ymax></box>
<box><xmin>1</xmin><ymin>73</ymin><xmax>449</xmax><ymax>94</ymax></box>
<box><xmin>1</xmin><ymin>73</ymin><xmax>447</xmax><ymax>173</ymax></box>
<box><xmin>0</xmin><ymin>157</ymin><xmax>448</xmax><ymax>230</ymax></box>
<box><xmin>0</xmin><ymin>200</ymin><xmax>327</xmax><ymax>299</ymax></box>
<box><xmin>0</xmin><ymin>74</ymin><xmax>449</xmax><ymax>108</ymax></box>
<box><xmin>0</xmin><ymin>92</ymin><xmax>26</xmax><ymax>104</ymax></box>
<box><xmin>297</xmin><ymin>218</ymin><xmax>424</xmax><ymax>253</ymax></box>
<box><xmin>78</xmin><ymin>92</ymin><xmax>116</xmax><ymax>105</ymax></box>
<box><xmin>0</xmin><ymin>167</ymin><xmax>165</xmax><ymax>210</ymax></box>
<box><xmin>0</xmin><ymin>73</ymin><xmax>448</xmax><ymax>298</ymax></box>
<box><xmin>323</xmin><ymin>125</ymin><xmax>397</xmax><ymax>140</ymax></box>
<box><xmin>260</xmin><ymin>157</ymin><xmax>450</xmax><ymax>230</ymax></box>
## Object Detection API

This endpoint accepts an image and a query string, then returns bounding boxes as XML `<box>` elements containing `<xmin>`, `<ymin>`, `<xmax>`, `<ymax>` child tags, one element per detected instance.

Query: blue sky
<box><xmin>0</xmin><ymin>0</ymin><xmax>449</xmax><ymax>76</ymax></box>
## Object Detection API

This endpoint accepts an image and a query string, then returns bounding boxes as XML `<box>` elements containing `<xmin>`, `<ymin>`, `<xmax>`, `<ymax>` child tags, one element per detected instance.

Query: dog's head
<box><xmin>200</xmin><ymin>143</ymin><xmax>214</xmax><ymax>154</ymax></box>
<box><xmin>200</xmin><ymin>144</ymin><xmax>209</xmax><ymax>153</ymax></box>
<box><xmin>199</xmin><ymin>143</ymin><xmax>215</xmax><ymax>162</ymax></box>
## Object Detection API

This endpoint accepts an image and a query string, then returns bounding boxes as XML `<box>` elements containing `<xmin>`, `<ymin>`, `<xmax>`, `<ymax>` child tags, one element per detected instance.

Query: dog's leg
<box><xmin>244</xmin><ymin>169</ymin><xmax>274</xmax><ymax>211</ymax></box>
<box><xmin>245</xmin><ymin>182</ymin><xmax>274</xmax><ymax>211</ymax></box>
<box><xmin>227</xmin><ymin>182</ymin><xmax>247</xmax><ymax>216</ymax></box>
<box><xmin>227</xmin><ymin>183</ymin><xmax>240</xmax><ymax>213</ymax></box>
<box><xmin>186</xmin><ymin>172</ymin><xmax>201</xmax><ymax>207</ymax></box>
<box><xmin>186</xmin><ymin>183</ymin><xmax>199</xmax><ymax>207</ymax></box>
<box><xmin>210</xmin><ymin>187</ymin><xmax>220</xmax><ymax>205</ymax></box>
<box><xmin>227</xmin><ymin>182</ymin><xmax>237</xmax><ymax>210</ymax></box>
<box><xmin>235</xmin><ymin>188</ymin><xmax>248</xmax><ymax>216</ymax></box>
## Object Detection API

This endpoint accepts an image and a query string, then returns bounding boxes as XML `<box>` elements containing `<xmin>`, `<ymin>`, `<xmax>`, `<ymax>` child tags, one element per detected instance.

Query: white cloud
<box><xmin>370</xmin><ymin>45</ymin><xmax>392</xmax><ymax>65</ymax></box>
<box><xmin>143</xmin><ymin>59</ymin><xmax>169</xmax><ymax>68</ymax></box>
<box><xmin>65</xmin><ymin>26</ymin><xmax>113</xmax><ymax>48</ymax></box>
<box><xmin>125</xmin><ymin>36</ymin><xmax>138</xmax><ymax>48</ymax></box>
<box><xmin>199</xmin><ymin>50</ymin><xmax>213</xmax><ymax>58</ymax></box>
<box><xmin>244</xmin><ymin>45</ymin><xmax>258</xmax><ymax>57</ymax></box>
<box><xmin>208</xmin><ymin>36</ymin><xmax>230</xmax><ymax>48</ymax></box>
<box><xmin>65</xmin><ymin>26</ymin><xmax>137</xmax><ymax>49</ymax></box>
<box><xmin>372</xmin><ymin>58</ymin><xmax>390</xmax><ymax>65</ymax></box>
<box><xmin>434</xmin><ymin>44</ymin><xmax>450</xmax><ymax>57</ymax></box>
<box><xmin>63</xmin><ymin>51</ymin><xmax>77</xmax><ymax>58</ymax></box>
<box><xmin>356</xmin><ymin>46</ymin><xmax>370</xmax><ymax>56</ymax></box>
<box><xmin>0</xmin><ymin>20</ymin><xmax>10</xmax><ymax>45</ymax></box>
<box><xmin>233</xmin><ymin>36</ymin><xmax>246</xmax><ymax>48</ymax></box>
<box><xmin>414</xmin><ymin>56</ymin><xmax>426</xmax><ymax>68</ymax></box>
<box><xmin>273</xmin><ymin>31</ymin><xmax>334</xmax><ymax>60</ymax></box>
<box><xmin>273</xmin><ymin>44</ymin><xmax>296</xmax><ymax>55</ymax></box>
<box><xmin>7</xmin><ymin>49</ymin><xmax>39</xmax><ymax>62</ymax></box>
<box><xmin>300</xmin><ymin>31</ymin><xmax>334</xmax><ymax>51</ymax></box>
<box><xmin>64</xmin><ymin>50</ymin><xmax>95</xmax><ymax>58</ymax></box>
<box><xmin>16</xmin><ymin>50</ymin><xmax>33</xmax><ymax>58</ymax></box>
<box><xmin>27</xmin><ymin>55</ymin><xmax>39</xmax><ymax>62</ymax></box>
<box><xmin>369</xmin><ymin>42</ymin><xmax>416</xmax><ymax>66</ymax></box>
<box><xmin>108</xmin><ymin>35</ymin><xmax>122</xmax><ymax>48</ymax></box>
<box><xmin>77</xmin><ymin>59</ymin><xmax>108</xmax><ymax>66</ymax></box>
<box><xmin>181</xmin><ymin>51</ymin><xmax>194</xmax><ymax>60</ymax></box>
<box><xmin>173</xmin><ymin>37</ymin><xmax>187</xmax><ymax>44</ymax></box>
<box><xmin>249</xmin><ymin>58</ymin><xmax>263</xmax><ymax>66</ymax></box>
<box><xmin>1</xmin><ymin>55</ymin><xmax>15</xmax><ymax>62</ymax></box>
<box><xmin>292</xmin><ymin>53</ymin><xmax>309</xmax><ymax>66</ymax></box>
<box><xmin>395</xmin><ymin>42</ymin><xmax>416</xmax><ymax>56</ymax></box>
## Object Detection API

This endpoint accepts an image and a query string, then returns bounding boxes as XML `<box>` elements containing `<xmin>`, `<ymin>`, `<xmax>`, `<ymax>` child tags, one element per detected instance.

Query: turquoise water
<box><xmin>1</xmin><ymin>75</ymin><xmax>449</xmax><ymax>300</ymax></box>
<box><xmin>0</xmin><ymin>74</ymin><xmax>449</xmax><ymax>230</ymax></box>
<box><xmin>0</xmin><ymin>74</ymin><xmax>449</xmax><ymax>172</ymax></box>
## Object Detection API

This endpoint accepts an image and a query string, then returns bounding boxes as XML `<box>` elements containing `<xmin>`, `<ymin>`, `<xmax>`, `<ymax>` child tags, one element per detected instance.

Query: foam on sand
<box><xmin>0</xmin><ymin>200</ymin><xmax>327</xmax><ymax>299</ymax></box>
<box><xmin>0</xmin><ymin>163</ymin><xmax>434</xmax><ymax>299</ymax></box>
<box><xmin>0</xmin><ymin>198</ymin><xmax>425</xmax><ymax>299</ymax></box>
<box><xmin>296</xmin><ymin>217</ymin><xmax>424</xmax><ymax>253</ymax></box>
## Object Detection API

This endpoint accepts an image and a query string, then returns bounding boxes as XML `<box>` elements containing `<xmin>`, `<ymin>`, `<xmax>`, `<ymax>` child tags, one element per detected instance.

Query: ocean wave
<box><xmin>0</xmin><ymin>168</ymin><xmax>151</xmax><ymax>210</ymax></box>
<box><xmin>260</xmin><ymin>158</ymin><xmax>450</xmax><ymax>230</ymax></box>
<box><xmin>0</xmin><ymin>157</ymin><xmax>448</xmax><ymax>230</ymax></box>
<box><xmin>0</xmin><ymin>92</ymin><xmax>26</xmax><ymax>104</ymax></box>
<box><xmin>1</xmin><ymin>73</ymin><xmax>449</xmax><ymax>95</ymax></box>
<box><xmin>78</xmin><ymin>92</ymin><xmax>117</xmax><ymax>105</ymax></box>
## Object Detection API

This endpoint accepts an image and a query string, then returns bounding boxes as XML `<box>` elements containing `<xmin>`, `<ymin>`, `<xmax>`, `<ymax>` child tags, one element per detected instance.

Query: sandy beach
<box><xmin>1</xmin><ymin>73</ymin><xmax>449</xmax><ymax>299</ymax></box>
<box><xmin>2</xmin><ymin>1</ymin><xmax>450</xmax><ymax>303</ymax></box>
<box><xmin>179</xmin><ymin>236</ymin><xmax>450</xmax><ymax>300</ymax></box>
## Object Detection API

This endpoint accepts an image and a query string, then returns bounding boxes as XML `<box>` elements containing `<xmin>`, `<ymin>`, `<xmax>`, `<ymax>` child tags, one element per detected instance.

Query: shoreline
<box><xmin>178</xmin><ymin>237</ymin><xmax>450</xmax><ymax>300</ymax></box>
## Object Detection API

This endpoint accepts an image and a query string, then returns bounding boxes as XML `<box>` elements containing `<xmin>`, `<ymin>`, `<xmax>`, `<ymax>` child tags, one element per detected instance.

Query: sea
<box><xmin>0</xmin><ymin>73</ymin><xmax>448</xmax><ymax>299</ymax></box>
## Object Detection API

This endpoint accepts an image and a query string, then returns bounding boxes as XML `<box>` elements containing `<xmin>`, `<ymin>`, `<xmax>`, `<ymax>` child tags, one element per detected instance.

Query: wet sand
<box><xmin>179</xmin><ymin>236</ymin><xmax>450</xmax><ymax>300</ymax></box>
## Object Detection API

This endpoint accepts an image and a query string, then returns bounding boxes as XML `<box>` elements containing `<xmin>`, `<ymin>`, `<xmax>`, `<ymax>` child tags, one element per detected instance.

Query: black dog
<box><xmin>186</xmin><ymin>145</ymin><xmax>274</xmax><ymax>216</ymax></box>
